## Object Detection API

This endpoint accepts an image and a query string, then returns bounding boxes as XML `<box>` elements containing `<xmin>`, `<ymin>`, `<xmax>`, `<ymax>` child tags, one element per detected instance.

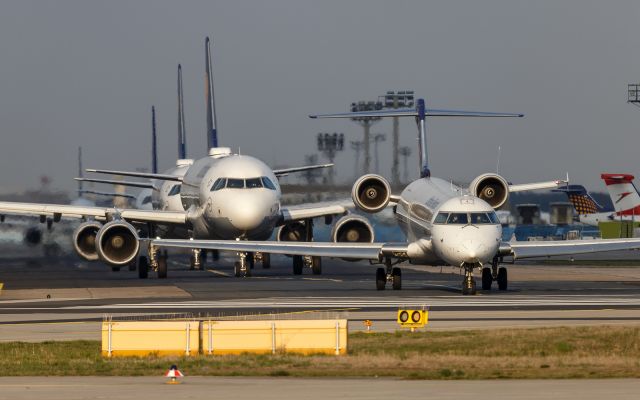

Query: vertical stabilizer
<box><xmin>151</xmin><ymin>106</ymin><xmax>158</xmax><ymax>174</ymax></box>
<box><xmin>177</xmin><ymin>64</ymin><xmax>187</xmax><ymax>159</ymax></box>
<box><xmin>78</xmin><ymin>146</ymin><xmax>83</xmax><ymax>194</ymax></box>
<box><xmin>601</xmin><ymin>174</ymin><xmax>640</xmax><ymax>215</ymax></box>
<box><xmin>205</xmin><ymin>36</ymin><xmax>219</xmax><ymax>149</ymax></box>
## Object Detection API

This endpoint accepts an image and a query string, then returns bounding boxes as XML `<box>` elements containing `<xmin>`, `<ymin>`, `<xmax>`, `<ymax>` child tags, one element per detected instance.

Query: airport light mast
<box><xmin>350</xmin><ymin>140</ymin><xmax>364</xmax><ymax>180</ymax></box>
<box><xmin>350</xmin><ymin>101</ymin><xmax>383</xmax><ymax>173</ymax></box>
<box><xmin>372</xmin><ymin>133</ymin><xmax>387</xmax><ymax>174</ymax></box>
<box><xmin>399</xmin><ymin>146</ymin><xmax>412</xmax><ymax>183</ymax></box>
<box><xmin>317</xmin><ymin>132</ymin><xmax>344</xmax><ymax>186</ymax></box>
<box><xmin>379</xmin><ymin>91</ymin><xmax>414</xmax><ymax>185</ymax></box>
<box><xmin>627</xmin><ymin>84</ymin><xmax>640</xmax><ymax>230</ymax></box>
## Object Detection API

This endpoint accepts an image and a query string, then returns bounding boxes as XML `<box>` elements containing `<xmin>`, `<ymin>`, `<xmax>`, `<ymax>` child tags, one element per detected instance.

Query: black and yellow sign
<box><xmin>397</xmin><ymin>309</ymin><xmax>428</xmax><ymax>328</ymax></box>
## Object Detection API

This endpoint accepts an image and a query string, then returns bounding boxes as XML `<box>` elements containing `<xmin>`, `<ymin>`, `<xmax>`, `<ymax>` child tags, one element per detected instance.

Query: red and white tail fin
<box><xmin>601</xmin><ymin>174</ymin><xmax>640</xmax><ymax>215</ymax></box>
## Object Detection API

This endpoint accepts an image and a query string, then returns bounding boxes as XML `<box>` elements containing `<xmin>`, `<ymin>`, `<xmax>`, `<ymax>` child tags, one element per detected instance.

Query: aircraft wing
<box><xmin>78</xmin><ymin>190</ymin><xmax>137</xmax><ymax>199</ymax></box>
<box><xmin>86</xmin><ymin>169</ymin><xmax>183</xmax><ymax>182</ymax></box>
<box><xmin>75</xmin><ymin>177</ymin><xmax>156</xmax><ymax>189</ymax></box>
<box><xmin>508</xmin><ymin>180</ymin><xmax>566</xmax><ymax>192</ymax></box>
<box><xmin>152</xmin><ymin>238</ymin><xmax>390</xmax><ymax>260</ymax></box>
<box><xmin>273</xmin><ymin>163</ymin><xmax>333</xmax><ymax>177</ymax></box>
<box><xmin>505</xmin><ymin>238</ymin><xmax>640</xmax><ymax>260</ymax></box>
<box><xmin>0</xmin><ymin>201</ymin><xmax>186</xmax><ymax>224</ymax></box>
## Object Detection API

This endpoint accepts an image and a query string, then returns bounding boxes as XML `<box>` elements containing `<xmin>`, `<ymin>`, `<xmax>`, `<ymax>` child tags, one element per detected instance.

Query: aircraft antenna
<box><xmin>177</xmin><ymin>64</ymin><xmax>187</xmax><ymax>159</ymax></box>
<box><xmin>496</xmin><ymin>145</ymin><xmax>501</xmax><ymax>174</ymax></box>
<box><xmin>77</xmin><ymin>146</ymin><xmax>83</xmax><ymax>194</ymax></box>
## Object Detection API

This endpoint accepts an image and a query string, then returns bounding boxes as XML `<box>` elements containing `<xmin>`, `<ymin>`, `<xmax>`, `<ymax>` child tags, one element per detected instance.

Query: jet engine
<box><xmin>24</xmin><ymin>226</ymin><xmax>42</xmax><ymax>246</ymax></box>
<box><xmin>469</xmin><ymin>173</ymin><xmax>509</xmax><ymax>209</ymax></box>
<box><xmin>331</xmin><ymin>215</ymin><xmax>374</xmax><ymax>244</ymax></box>
<box><xmin>73</xmin><ymin>221</ymin><xmax>102</xmax><ymax>261</ymax></box>
<box><xmin>352</xmin><ymin>174</ymin><xmax>391</xmax><ymax>213</ymax></box>
<box><xmin>331</xmin><ymin>214</ymin><xmax>375</xmax><ymax>262</ymax></box>
<box><xmin>95</xmin><ymin>220</ymin><xmax>140</xmax><ymax>266</ymax></box>
<box><xmin>276</xmin><ymin>221</ymin><xmax>307</xmax><ymax>242</ymax></box>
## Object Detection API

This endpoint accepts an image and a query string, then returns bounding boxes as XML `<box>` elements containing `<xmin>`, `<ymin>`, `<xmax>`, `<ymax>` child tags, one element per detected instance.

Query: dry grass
<box><xmin>1</xmin><ymin>326</ymin><xmax>639</xmax><ymax>379</ymax></box>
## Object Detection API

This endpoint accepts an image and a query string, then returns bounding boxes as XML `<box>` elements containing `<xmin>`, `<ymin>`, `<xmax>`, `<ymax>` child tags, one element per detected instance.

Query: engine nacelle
<box><xmin>331</xmin><ymin>215</ymin><xmax>374</xmax><ymax>244</ymax></box>
<box><xmin>469</xmin><ymin>173</ymin><xmax>510</xmax><ymax>209</ymax></box>
<box><xmin>351</xmin><ymin>174</ymin><xmax>391</xmax><ymax>213</ymax></box>
<box><xmin>73</xmin><ymin>221</ymin><xmax>102</xmax><ymax>261</ymax></box>
<box><xmin>95</xmin><ymin>220</ymin><xmax>140</xmax><ymax>266</ymax></box>
<box><xmin>276</xmin><ymin>221</ymin><xmax>307</xmax><ymax>242</ymax></box>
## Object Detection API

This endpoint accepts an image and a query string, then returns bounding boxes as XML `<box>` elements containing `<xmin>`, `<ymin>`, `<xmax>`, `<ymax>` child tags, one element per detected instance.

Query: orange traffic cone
<box><xmin>165</xmin><ymin>365</ymin><xmax>184</xmax><ymax>384</ymax></box>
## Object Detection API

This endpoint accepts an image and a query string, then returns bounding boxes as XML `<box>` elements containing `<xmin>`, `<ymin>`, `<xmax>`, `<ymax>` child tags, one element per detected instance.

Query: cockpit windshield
<box><xmin>168</xmin><ymin>184</ymin><xmax>181</xmax><ymax>196</ymax></box>
<box><xmin>433</xmin><ymin>211</ymin><xmax>500</xmax><ymax>225</ymax></box>
<box><xmin>210</xmin><ymin>177</ymin><xmax>277</xmax><ymax>191</ymax></box>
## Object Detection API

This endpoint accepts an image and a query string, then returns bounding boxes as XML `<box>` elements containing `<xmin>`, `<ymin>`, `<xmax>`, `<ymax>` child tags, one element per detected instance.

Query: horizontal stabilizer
<box><xmin>274</xmin><ymin>163</ymin><xmax>333</xmax><ymax>177</ymax></box>
<box><xmin>86</xmin><ymin>169</ymin><xmax>183</xmax><ymax>182</ymax></box>
<box><xmin>508</xmin><ymin>179</ymin><xmax>566</xmax><ymax>192</ymax></box>
<box><xmin>310</xmin><ymin>109</ymin><xmax>523</xmax><ymax>119</ymax></box>
<box><xmin>75</xmin><ymin>177</ymin><xmax>155</xmax><ymax>189</ymax></box>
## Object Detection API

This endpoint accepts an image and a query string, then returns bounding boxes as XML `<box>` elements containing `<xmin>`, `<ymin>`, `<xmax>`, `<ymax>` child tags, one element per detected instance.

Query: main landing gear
<box><xmin>375</xmin><ymin>259</ymin><xmax>401</xmax><ymax>290</ymax></box>
<box><xmin>480</xmin><ymin>257</ymin><xmax>508</xmax><ymax>292</ymax></box>
<box><xmin>253</xmin><ymin>252</ymin><xmax>271</xmax><ymax>269</ymax></box>
<box><xmin>137</xmin><ymin>243</ymin><xmax>168</xmax><ymax>279</ymax></box>
<box><xmin>289</xmin><ymin>219</ymin><xmax>322</xmax><ymax>276</ymax></box>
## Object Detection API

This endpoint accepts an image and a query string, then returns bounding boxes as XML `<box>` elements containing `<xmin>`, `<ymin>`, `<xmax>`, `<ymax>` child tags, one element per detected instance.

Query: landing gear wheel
<box><xmin>292</xmin><ymin>255</ymin><xmax>303</xmax><ymax>275</ymax></box>
<box><xmin>481</xmin><ymin>267</ymin><xmax>493</xmax><ymax>291</ymax></box>
<box><xmin>157</xmin><ymin>255</ymin><xmax>168</xmax><ymax>279</ymax></box>
<box><xmin>111</xmin><ymin>267</ymin><xmax>120</xmax><ymax>272</ymax></box>
<box><xmin>189</xmin><ymin>254</ymin><xmax>196</xmax><ymax>271</ymax></box>
<box><xmin>247</xmin><ymin>252</ymin><xmax>255</xmax><ymax>270</ymax></box>
<box><xmin>391</xmin><ymin>267</ymin><xmax>402</xmax><ymax>290</ymax></box>
<box><xmin>375</xmin><ymin>268</ymin><xmax>386</xmax><ymax>290</ymax></box>
<box><xmin>200</xmin><ymin>249</ymin><xmax>207</xmax><ymax>264</ymax></box>
<box><xmin>497</xmin><ymin>267</ymin><xmax>508</xmax><ymax>291</ymax></box>
<box><xmin>262</xmin><ymin>253</ymin><xmax>271</xmax><ymax>269</ymax></box>
<box><xmin>462</xmin><ymin>278</ymin><xmax>476</xmax><ymax>295</ymax></box>
<box><xmin>311</xmin><ymin>256</ymin><xmax>322</xmax><ymax>275</ymax></box>
<box><xmin>234</xmin><ymin>261</ymin><xmax>241</xmax><ymax>277</ymax></box>
<box><xmin>138</xmin><ymin>256</ymin><xmax>149</xmax><ymax>279</ymax></box>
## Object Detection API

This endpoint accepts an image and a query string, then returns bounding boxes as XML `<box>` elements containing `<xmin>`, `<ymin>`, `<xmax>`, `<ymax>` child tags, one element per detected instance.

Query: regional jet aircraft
<box><xmin>147</xmin><ymin>98</ymin><xmax>640</xmax><ymax>294</ymax></box>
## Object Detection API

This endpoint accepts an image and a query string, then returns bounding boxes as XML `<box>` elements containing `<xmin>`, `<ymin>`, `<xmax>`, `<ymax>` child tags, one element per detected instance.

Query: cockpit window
<box><xmin>470</xmin><ymin>213</ymin><xmax>491</xmax><ymax>224</ymax></box>
<box><xmin>447</xmin><ymin>213</ymin><xmax>468</xmax><ymax>224</ymax></box>
<box><xmin>211</xmin><ymin>178</ymin><xmax>226</xmax><ymax>191</ymax></box>
<box><xmin>488</xmin><ymin>212</ymin><xmax>500</xmax><ymax>224</ymax></box>
<box><xmin>226</xmin><ymin>178</ymin><xmax>244</xmax><ymax>189</ymax></box>
<box><xmin>246</xmin><ymin>178</ymin><xmax>263</xmax><ymax>189</ymax></box>
<box><xmin>261</xmin><ymin>177</ymin><xmax>276</xmax><ymax>190</ymax></box>
<box><xmin>433</xmin><ymin>212</ymin><xmax>449</xmax><ymax>224</ymax></box>
<box><xmin>168</xmin><ymin>184</ymin><xmax>181</xmax><ymax>196</ymax></box>
<box><xmin>142</xmin><ymin>196</ymin><xmax>152</xmax><ymax>205</ymax></box>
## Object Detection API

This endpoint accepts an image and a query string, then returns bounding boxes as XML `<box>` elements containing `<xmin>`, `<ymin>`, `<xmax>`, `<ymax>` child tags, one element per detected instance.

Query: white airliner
<box><xmin>146</xmin><ymin>98</ymin><xmax>640</xmax><ymax>294</ymax></box>
<box><xmin>0</xmin><ymin>37</ymin><xmax>338</xmax><ymax>280</ymax></box>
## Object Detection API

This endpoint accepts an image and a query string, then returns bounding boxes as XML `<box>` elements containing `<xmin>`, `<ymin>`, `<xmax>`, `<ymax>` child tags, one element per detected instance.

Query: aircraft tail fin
<box><xmin>177</xmin><ymin>64</ymin><xmax>187</xmax><ymax>159</ymax></box>
<box><xmin>151</xmin><ymin>106</ymin><xmax>158</xmax><ymax>174</ymax></box>
<box><xmin>205</xmin><ymin>36</ymin><xmax>219</xmax><ymax>149</ymax></box>
<box><xmin>601</xmin><ymin>173</ymin><xmax>640</xmax><ymax>215</ymax></box>
<box><xmin>552</xmin><ymin>184</ymin><xmax>608</xmax><ymax>214</ymax></box>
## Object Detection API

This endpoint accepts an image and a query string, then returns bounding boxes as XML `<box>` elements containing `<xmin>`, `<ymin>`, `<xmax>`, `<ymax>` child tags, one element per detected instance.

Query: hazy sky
<box><xmin>1</xmin><ymin>0</ymin><xmax>639</xmax><ymax>193</ymax></box>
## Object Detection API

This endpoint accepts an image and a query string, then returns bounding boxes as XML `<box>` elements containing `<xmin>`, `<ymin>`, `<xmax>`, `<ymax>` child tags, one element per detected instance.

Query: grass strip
<box><xmin>2</xmin><ymin>325</ymin><xmax>639</xmax><ymax>379</ymax></box>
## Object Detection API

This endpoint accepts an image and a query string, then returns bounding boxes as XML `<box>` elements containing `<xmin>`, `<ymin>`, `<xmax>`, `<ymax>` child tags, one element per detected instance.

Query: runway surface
<box><xmin>1</xmin><ymin>251</ymin><xmax>640</xmax><ymax>340</ymax></box>
<box><xmin>0</xmin><ymin>377</ymin><xmax>638</xmax><ymax>400</ymax></box>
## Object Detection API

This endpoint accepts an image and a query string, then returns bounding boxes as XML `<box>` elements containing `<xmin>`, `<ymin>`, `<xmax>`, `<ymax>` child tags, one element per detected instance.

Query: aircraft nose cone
<box><xmin>227</xmin><ymin>194</ymin><xmax>275</xmax><ymax>231</ymax></box>
<box><xmin>461</xmin><ymin>240</ymin><xmax>486</xmax><ymax>263</ymax></box>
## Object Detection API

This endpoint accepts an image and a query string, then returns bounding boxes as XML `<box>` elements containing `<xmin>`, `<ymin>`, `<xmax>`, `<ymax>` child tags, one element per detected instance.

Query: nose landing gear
<box><xmin>461</xmin><ymin>263</ymin><xmax>479</xmax><ymax>295</ymax></box>
<box><xmin>234</xmin><ymin>252</ymin><xmax>253</xmax><ymax>278</ymax></box>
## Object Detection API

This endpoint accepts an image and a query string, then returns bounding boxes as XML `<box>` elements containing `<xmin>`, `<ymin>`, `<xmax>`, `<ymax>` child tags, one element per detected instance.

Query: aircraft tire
<box><xmin>497</xmin><ymin>267</ymin><xmax>508</xmax><ymax>291</ymax></box>
<box><xmin>247</xmin><ymin>252</ymin><xmax>255</xmax><ymax>270</ymax></box>
<box><xmin>189</xmin><ymin>255</ymin><xmax>196</xmax><ymax>271</ymax></box>
<box><xmin>311</xmin><ymin>256</ymin><xmax>322</xmax><ymax>275</ymax></box>
<box><xmin>292</xmin><ymin>255</ymin><xmax>303</xmax><ymax>275</ymax></box>
<box><xmin>391</xmin><ymin>267</ymin><xmax>402</xmax><ymax>290</ymax></box>
<box><xmin>262</xmin><ymin>253</ymin><xmax>271</xmax><ymax>269</ymax></box>
<box><xmin>157</xmin><ymin>256</ymin><xmax>168</xmax><ymax>279</ymax></box>
<box><xmin>375</xmin><ymin>268</ymin><xmax>386</xmax><ymax>290</ymax></box>
<box><xmin>481</xmin><ymin>267</ymin><xmax>492</xmax><ymax>290</ymax></box>
<box><xmin>138</xmin><ymin>256</ymin><xmax>149</xmax><ymax>279</ymax></box>
<box><xmin>234</xmin><ymin>261</ymin><xmax>241</xmax><ymax>277</ymax></box>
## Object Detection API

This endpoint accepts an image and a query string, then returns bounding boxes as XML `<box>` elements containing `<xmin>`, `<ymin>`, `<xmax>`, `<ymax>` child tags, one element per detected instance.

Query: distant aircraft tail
<box><xmin>601</xmin><ymin>173</ymin><xmax>640</xmax><ymax>215</ymax></box>
<box><xmin>552</xmin><ymin>184</ymin><xmax>608</xmax><ymax>214</ymax></box>
<box><xmin>205</xmin><ymin>36</ymin><xmax>219</xmax><ymax>149</ymax></box>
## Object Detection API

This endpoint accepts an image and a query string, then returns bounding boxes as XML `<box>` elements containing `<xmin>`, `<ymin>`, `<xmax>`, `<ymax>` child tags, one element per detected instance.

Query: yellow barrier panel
<box><xmin>101</xmin><ymin>319</ymin><xmax>348</xmax><ymax>357</ymax></box>
<box><xmin>101</xmin><ymin>320</ymin><xmax>200</xmax><ymax>357</ymax></box>
<box><xmin>202</xmin><ymin>319</ymin><xmax>348</xmax><ymax>355</ymax></box>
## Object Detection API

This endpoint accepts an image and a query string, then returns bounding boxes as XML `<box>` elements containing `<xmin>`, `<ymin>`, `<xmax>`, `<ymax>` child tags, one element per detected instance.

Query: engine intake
<box><xmin>276</xmin><ymin>221</ymin><xmax>307</xmax><ymax>242</ymax></box>
<box><xmin>95</xmin><ymin>221</ymin><xmax>140</xmax><ymax>266</ymax></box>
<box><xmin>72</xmin><ymin>221</ymin><xmax>101</xmax><ymax>261</ymax></box>
<box><xmin>352</xmin><ymin>174</ymin><xmax>391</xmax><ymax>213</ymax></box>
<box><xmin>469</xmin><ymin>173</ymin><xmax>509</xmax><ymax>209</ymax></box>
<box><xmin>331</xmin><ymin>214</ymin><xmax>375</xmax><ymax>261</ymax></box>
